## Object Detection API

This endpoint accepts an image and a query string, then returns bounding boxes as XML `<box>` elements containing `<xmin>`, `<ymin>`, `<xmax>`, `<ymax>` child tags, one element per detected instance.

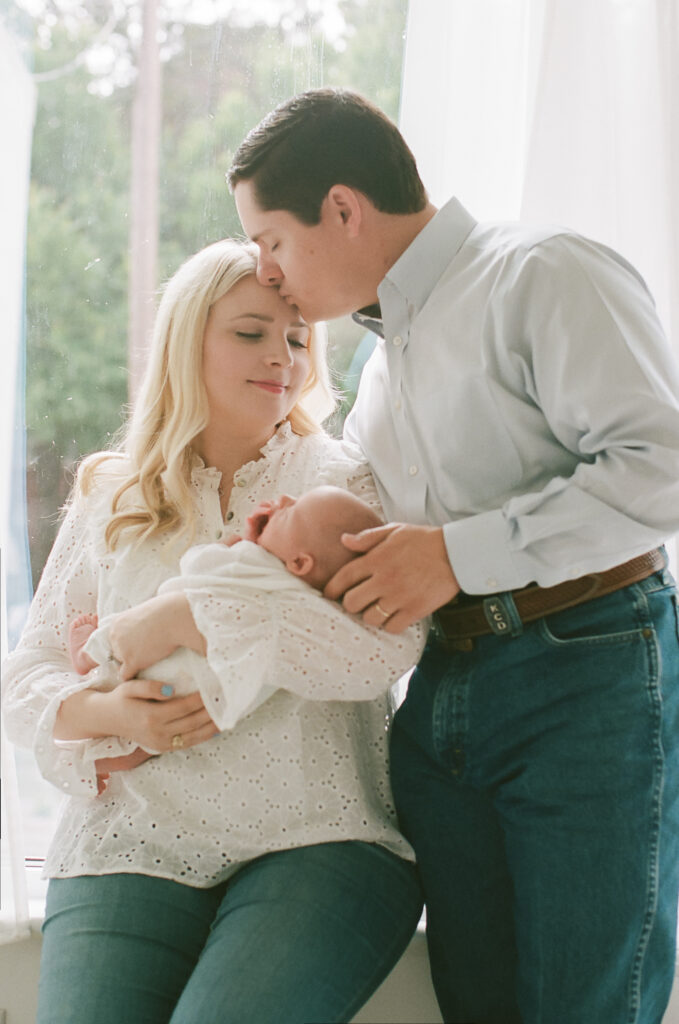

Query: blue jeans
<box><xmin>37</xmin><ymin>841</ymin><xmax>422</xmax><ymax>1024</ymax></box>
<box><xmin>391</xmin><ymin>569</ymin><xmax>679</xmax><ymax>1024</ymax></box>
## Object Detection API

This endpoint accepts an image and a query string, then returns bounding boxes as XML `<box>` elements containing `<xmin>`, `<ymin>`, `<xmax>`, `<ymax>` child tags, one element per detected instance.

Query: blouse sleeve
<box><xmin>2</xmin><ymin>494</ymin><xmax>105</xmax><ymax>796</ymax></box>
<box><xmin>186</xmin><ymin>581</ymin><xmax>426</xmax><ymax>724</ymax></box>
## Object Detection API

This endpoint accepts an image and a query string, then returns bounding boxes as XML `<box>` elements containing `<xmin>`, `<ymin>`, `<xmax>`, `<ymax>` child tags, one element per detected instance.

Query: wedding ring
<box><xmin>171</xmin><ymin>734</ymin><xmax>185</xmax><ymax>750</ymax></box>
<box><xmin>374</xmin><ymin>603</ymin><xmax>391</xmax><ymax>620</ymax></box>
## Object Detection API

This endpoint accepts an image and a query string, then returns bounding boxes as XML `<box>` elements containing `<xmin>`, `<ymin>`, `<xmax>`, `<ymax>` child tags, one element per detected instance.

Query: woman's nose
<box><xmin>264</xmin><ymin>339</ymin><xmax>294</xmax><ymax>366</ymax></box>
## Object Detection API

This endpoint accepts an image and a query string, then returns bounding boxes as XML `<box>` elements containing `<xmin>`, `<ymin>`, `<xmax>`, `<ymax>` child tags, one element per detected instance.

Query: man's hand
<box><xmin>324</xmin><ymin>523</ymin><xmax>460</xmax><ymax>632</ymax></box>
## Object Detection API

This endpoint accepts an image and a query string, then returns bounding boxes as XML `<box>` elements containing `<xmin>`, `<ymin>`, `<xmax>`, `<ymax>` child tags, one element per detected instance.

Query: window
<box><xmin>6</xmin><ymin>0</ymin><xmax>408</xmax><ymax>908</ymax></box>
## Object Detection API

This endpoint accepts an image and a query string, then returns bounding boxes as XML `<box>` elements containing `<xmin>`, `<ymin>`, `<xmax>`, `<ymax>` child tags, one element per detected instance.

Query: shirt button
<box><xmin>486</xmin><ymin>577</ymin><xmax>499</xmax><ymax>588</ymax></box>
<box><xmin>394</xmin><ymin>399</ymin><xmax>402</xmax><ymax>411</ymax></box>
<box><xmin>226</xmin><ymin>510</ymin><xmax>234</xmax><ymax>521</ymax></box>
<box><xmin>392</xmin><ymin>335</ymin><xmax>403</xmax><ymax>346</ymax></box>
<box><xmin>408</xmin><ymin>465</ymin><xmax>418</xmax><ymax>476</ymax></box>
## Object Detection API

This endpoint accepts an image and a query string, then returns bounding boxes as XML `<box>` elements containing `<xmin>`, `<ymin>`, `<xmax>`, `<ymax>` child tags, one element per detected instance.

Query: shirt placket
<box><xmin>383</xmin><ymin>299</ymin><xmax>428</xmax><ymax>524</ymax></box>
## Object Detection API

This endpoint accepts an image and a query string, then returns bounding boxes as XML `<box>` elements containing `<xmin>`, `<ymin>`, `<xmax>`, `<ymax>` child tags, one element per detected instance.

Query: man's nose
<box><xmin>257</xmin><ymin>252</ymin><xmax>281</xmax><ymax>286</ymax></box>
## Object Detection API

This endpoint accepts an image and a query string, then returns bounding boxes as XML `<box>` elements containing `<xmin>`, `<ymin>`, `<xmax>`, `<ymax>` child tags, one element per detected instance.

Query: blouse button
<box><xmin>226</xmin><ymin>511</ymin><xmax>234</xmax><ymax>521</ymax></box>
<box><xmin>236</xmin><ymin>479</ymin><xmax>247</xmax><ymax>488</ymax></box>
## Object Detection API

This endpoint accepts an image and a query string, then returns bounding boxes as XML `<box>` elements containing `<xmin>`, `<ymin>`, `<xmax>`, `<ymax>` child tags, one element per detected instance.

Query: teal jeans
<box><xmin>391</xmin><ymin>569</ymin><xmax>679</xmax><ymax>1023</ymax></box>
<box><xmin>38</xmin><ymin>841</ymin><xmax>422</xmax><ymax>1024</ymax></box>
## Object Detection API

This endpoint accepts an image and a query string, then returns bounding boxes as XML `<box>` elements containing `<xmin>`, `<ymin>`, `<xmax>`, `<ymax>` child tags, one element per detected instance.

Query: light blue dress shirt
<box><xmin>344</xmin><ymin>197</ymin><xmax>679</xmax><ymax>595</ymax></box>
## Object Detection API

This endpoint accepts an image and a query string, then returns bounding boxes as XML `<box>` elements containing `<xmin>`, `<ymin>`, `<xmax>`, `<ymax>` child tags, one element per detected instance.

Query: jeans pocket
<box><xmin>537</xmin><ymin>593</ymin><xmax>646</xmax><ymax>648</ymax></box>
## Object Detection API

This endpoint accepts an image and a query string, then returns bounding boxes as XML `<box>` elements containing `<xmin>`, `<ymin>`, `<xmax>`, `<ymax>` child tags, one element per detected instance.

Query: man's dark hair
<box><xmin>227</xmin><ymin>88</ymin><xmax>427</xmax><ymax>224</ymax></box>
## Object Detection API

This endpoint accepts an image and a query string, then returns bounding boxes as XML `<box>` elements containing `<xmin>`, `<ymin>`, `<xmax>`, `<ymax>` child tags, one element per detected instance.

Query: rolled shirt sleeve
<box><xmin>444</xmin><ymin>235</ymin><xmax>679</xmax><ymax>592</ymax></box>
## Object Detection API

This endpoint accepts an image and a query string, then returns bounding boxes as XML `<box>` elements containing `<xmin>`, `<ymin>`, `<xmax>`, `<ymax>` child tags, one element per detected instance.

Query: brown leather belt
<box><xmin>433</xmin><ymin>548</ymin><xmax>666</xmax><ymax>647</ymax></box>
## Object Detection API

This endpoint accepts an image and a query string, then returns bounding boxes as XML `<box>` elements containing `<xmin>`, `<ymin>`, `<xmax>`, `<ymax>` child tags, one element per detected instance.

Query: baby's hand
<box><xmin>243</xmin><ymin>501</ymin><xmax>274</xmax><ymax>543</ymax></box>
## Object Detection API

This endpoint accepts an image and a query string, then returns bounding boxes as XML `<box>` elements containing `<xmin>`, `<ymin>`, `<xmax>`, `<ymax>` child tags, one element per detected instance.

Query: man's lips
<box><xmin>249</xmin><ymin>379</ymin><xmax>288</xmax><ymax>394</ymax></box>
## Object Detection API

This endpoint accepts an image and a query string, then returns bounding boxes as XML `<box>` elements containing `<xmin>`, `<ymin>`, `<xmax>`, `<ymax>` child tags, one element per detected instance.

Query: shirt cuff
<box><xmin>442</xmin><ymin>511</ymin><xmax>537</xmax><ymax>595</ymax></box>
<box><xmin>34</xmin><ymin>683</ymin><xmax>103</xmax><ymax>797</ymax></box>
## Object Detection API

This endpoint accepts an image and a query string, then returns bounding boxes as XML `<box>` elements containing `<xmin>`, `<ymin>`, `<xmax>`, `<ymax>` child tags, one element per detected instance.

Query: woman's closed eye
<box><xmin>236</xmin><ymin>331</ymin><xmax>264</xmax><ymax>340</ymax></box>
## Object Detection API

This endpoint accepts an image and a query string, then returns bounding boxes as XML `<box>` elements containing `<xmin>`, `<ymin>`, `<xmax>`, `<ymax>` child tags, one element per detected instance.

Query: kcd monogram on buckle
<box><xmin>483</xmin><ymin>596</ymin><xmax>511</xmax><ymax>636</ymax></box>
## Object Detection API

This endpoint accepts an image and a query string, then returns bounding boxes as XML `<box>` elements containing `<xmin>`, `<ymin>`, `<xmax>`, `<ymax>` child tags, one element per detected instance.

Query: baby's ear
<box><xmin>286</xmin><ymin>552</ymin><xmax>315</xmax><ymax>578</ymax></box>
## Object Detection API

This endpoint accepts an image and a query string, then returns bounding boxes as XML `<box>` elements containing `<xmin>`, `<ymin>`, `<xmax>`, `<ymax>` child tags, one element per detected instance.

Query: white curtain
<box><xmin>401</xmin><ymin>0</ymin><xmax>677</xmax><ymax>343</ymax></box>
<box><xmin>400</xmin><ymin>0</ymin><xmax>679</xmax><ymax>563</ymax></box>
<box><xmin>0</xmin><ymin>20</ymin><xmax>36</xmax><ymax>943</ymax></box>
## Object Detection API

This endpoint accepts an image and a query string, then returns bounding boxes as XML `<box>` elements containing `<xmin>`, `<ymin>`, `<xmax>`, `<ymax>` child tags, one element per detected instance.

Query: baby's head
<box><xmin>246</xmin><ymin>486</ymin><xmax>382</xmax><ymax>590</ymax></box>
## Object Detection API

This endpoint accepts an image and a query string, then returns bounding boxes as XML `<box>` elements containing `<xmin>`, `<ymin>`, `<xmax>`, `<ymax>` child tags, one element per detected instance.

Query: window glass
<box><xmin>8</xmin><ymin>0</ymin><xmax>408</xmax><ymax>907</ymax></box>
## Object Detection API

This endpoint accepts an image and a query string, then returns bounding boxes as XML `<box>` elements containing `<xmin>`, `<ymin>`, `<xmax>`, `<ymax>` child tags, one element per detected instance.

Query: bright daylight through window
<box><xmin>4</xmin><ymin>0</ymin><xmax>408</xmax><ymax>911</ymax></box>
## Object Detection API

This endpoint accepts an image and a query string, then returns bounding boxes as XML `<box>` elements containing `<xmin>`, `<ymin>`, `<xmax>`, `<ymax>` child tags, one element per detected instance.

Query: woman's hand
<box><xmin>108</xmin><ymin>592</ymin><xmax>207</xmax><ymax>680</ymax></box>
<box><xmin>55</xmin><ymin>679</ymin><xmax>219</xmax><ymax>752</ymax></box>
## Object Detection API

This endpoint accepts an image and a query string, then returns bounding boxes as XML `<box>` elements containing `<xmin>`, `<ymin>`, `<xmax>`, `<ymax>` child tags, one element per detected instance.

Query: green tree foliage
<box><xmin>22</xmin><ymin>0</ymin><xmax>407</xmax><ymax>584</ymax></box>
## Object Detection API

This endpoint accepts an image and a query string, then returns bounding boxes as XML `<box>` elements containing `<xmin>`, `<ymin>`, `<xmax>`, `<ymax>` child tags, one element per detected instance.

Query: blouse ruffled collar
<box><xmin>190</xmin><ymin>420</ymin><xmax>296</xmax><ymax>489</ymax></box>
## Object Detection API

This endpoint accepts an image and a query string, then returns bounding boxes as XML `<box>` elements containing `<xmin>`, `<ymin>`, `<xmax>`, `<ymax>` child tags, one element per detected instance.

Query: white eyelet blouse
<box><xmin>2</xmin><ymin>424</ymin><xmax>426</xmax><ymax>886</ymax></box>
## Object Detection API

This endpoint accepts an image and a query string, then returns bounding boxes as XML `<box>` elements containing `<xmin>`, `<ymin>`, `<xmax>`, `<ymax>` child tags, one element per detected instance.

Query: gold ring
<box><xmin>171</xmin><ymin>733</ymin><xmax>185</xmax><ymax>750</ymax></box>
<box><xmin>374</xmin><ymin>603</ymin><xmax>391</xmax><ymax>620</ymax></box>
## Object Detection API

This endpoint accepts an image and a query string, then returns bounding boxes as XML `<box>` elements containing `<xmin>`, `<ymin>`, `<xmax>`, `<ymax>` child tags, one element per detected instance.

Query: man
<box><xmin>228</xmin><ymin>87</ymin><xmax>679</xmax><ymax>1023</ymax></box>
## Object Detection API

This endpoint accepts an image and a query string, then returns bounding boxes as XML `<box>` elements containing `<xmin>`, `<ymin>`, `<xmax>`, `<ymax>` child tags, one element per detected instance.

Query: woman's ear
<box><xmin>323</xmin><ymin>185</ymin><xmax>363</xmax><ymax>237</ymax></box>
<box><xmin>286</xmin><ymin>552</ymin><xmax>315</xmax><ymax>578</ymax></box>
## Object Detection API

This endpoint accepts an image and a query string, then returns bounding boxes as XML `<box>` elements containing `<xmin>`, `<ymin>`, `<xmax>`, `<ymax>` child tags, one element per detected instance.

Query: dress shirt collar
<box><xmin>378</xmin><ymin>196</ymin><xmax>477</xmax><ymax>320</ymax></box>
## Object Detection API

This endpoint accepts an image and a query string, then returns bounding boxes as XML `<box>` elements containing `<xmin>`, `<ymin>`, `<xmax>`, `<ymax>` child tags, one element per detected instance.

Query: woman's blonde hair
<box><xmin>79</xmin><ymin>238</ymin><xmax>336</xmax><ymax>550</ymax></box>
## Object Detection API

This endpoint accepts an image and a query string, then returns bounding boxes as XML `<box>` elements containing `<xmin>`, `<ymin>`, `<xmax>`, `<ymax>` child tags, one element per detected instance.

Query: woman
<box><xmin>3</xmin><ymin>240</ymin><xmax>424</xmax><ymax>1024</ymax></box>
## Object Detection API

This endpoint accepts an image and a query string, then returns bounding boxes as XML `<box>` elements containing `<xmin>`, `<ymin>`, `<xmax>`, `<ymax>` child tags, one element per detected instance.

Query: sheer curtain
<box><xmin>400</xmin><ymin>0</ymin><xmax>679</xmax><ymax>562</ymax></box>
<box><xmin>401</xmin><ymin>0</ymin><xmax>677</xmax><ymax>339</ymax></box>
<box><xmin>0</xmin><ymin>19</ymin><xmax>35</xmax><ymax>943</ymax></box>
